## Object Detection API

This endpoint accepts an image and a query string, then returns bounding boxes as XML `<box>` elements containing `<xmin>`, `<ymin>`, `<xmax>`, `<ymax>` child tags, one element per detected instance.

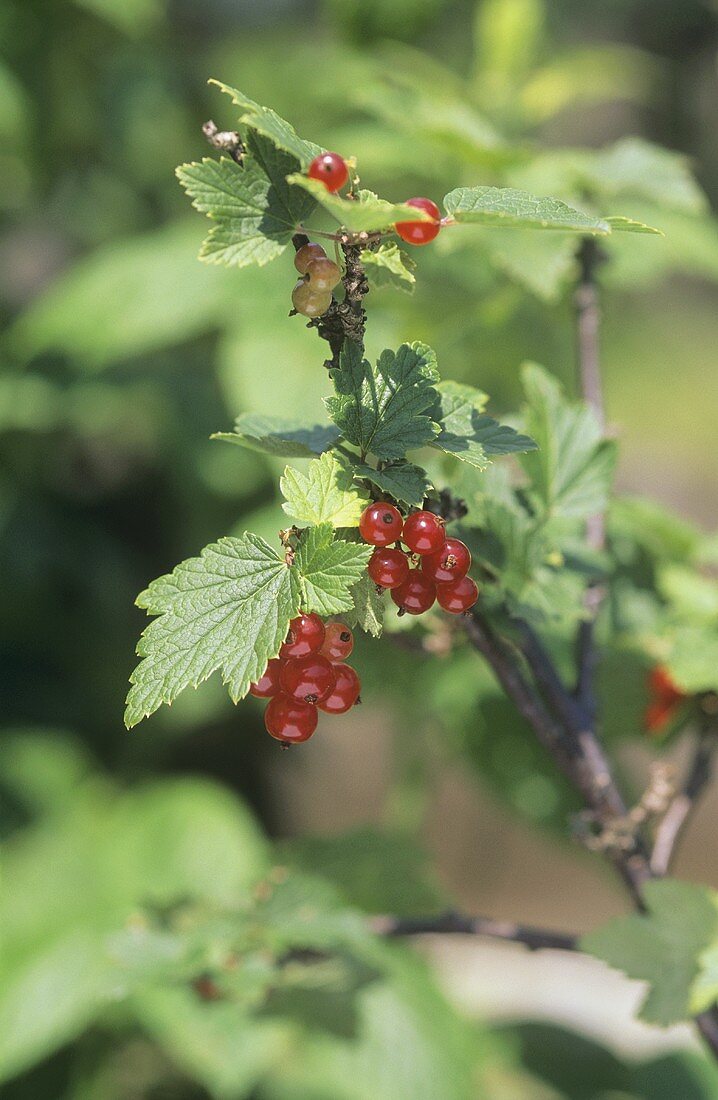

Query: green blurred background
<box><xmin>3</xmin><ymin>0</ymin><xmax>718</xmax><ymax>1096</ymax></box>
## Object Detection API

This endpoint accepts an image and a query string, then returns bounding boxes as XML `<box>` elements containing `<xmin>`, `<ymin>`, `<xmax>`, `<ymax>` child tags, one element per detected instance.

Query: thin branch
<box><xmin>651</xmin><ymin>731</ymin><xmax>717</xmax><ymax>875</ymax></box>
<box><xmin>370</xmin><ymin>910</ymin><xmax>577</xmax><ymax>952</ymax></box>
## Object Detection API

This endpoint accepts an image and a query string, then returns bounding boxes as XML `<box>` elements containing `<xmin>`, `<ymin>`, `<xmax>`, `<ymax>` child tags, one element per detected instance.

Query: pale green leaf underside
<box><xmin>344</xmin><ymin>572</ymin><xmax>385</xmax><ymax>637</ymax></box>
<box><xmin>294</xmin><ymin>524</ymin><xmax>373</xmax><ymax>616</ymax></box>
<box><xmin>444</xmin><ymin>185</ymin><xmax>610</xmax><ymax>234</ymax></box>
<box><xmin>605</xmin><ymin>215</ymin><xmax>664</xmax><ymax>235</ymax></box>
<box><xmin>360</xmin><ymin>243</ymin><xmax>416</xmax><ymax>292</ymax></box>
<box><xmin>326</xmin><ymin>340</ymin><xmax>440</xmax><ymax>461</ymax></box>
<box><xmin>212</xmin><ymin>414</ymin><xmax>340</xmax><ymax>458</ymax></box>
<box><xmin>353</xmin><ymin>462</ymin><xmax>432</xmax><ymax>508</ymax></box>
<box><xmin>210</xmin><ymin>79</ymin><xmax>321</xmax><ymax>166</ymax></box>
<box><xmin>125</xmin><ymin>534</ymin><xmax>301</xmax><ymax>727</ymax></box>
<box><xmin>431</xmin><ymin>380</ymin><xmax>536</xmax><ymax>469</ymax></box>
<box><xmin>287</xmin><ymin>175</ymin><xmax>434</xmax><ymax>233</ymax></box>
<box><xmin>280</xmin><ymin>452</ymin><xmax>370</xmax><ymax>527</ymax></box>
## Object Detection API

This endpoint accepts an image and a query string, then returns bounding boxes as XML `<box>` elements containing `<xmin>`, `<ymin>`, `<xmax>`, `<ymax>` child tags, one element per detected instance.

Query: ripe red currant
<box><xmin>421</xmin><ymin>537</ymin><xmax>471</xmax><ymax>584</ymax></box>
<box><xmin>294</xmin><ymin>242</ymin><xmax>327</xmax><ymax>274</ymax></box>
<box><xmin>307</xmin><ymin>152</ymin><xmax>349</xmax><ymax>193</ymax></box>
<box><xmin>319</xmin><ymin>621</ymin><xmax>354</xmax><ymax>663</ymax></box>
<box><xmin>359</xmin><ymin>502</ymin><xmax>404</xmax><ymax>546</ymax></box>
<box><xmin>292</xmin><ymin>279</ymin><xmax>332</xmax><ymax>318</ymax></box>
<box><xmin>402</xmin><ymin>510</ymin><xmax>446</xmax><ymax>555</ymax></box>
<box><xmin>395</xmin><ymin>198</ymin><xmax>441</xmax><ymax>246</ymax></box>
<box><xmin>280</xmin><ymin>654</ymin><xmax>336</xmax><ymax>704</ymax></box>
<box><xmin>649</xmin><ymin>666</ymin><xmax>685</xmax><ymax>705</ymax></box>
<box><xmin>436</xmin><ymin>575</ymin><xmax>479</xmax><ymax>614</ymax></box>
<box><xmin>367</xmin><ymin>547</ymin><xmax>410</xmax><ymax>589</ymax></box>
<box><xmin>280</xmin><ymin>613</ymin><xmax>325</xmax><ymax>659</ymax></box>
<box><xmin>390</xmin><ymin>572</ymin><xmax>437</xmax><ymax>615</ymax></box>
<box><xmin>306</xmin><ymin>256</ymin><xmax>342</xmax><ymax>291</ymax></box>
<box><xmin>318</xmin><ymin>663</ymin><xmax>361</xmax><ymax>714</ymax></box>
<box><xmin>249</xmin><ymin>658</ymin><xmax>282</xmax><ymax>698</ymax></box>
<box><xmin>265</xmin><ymin>694</ymin><xmax>318</xmax><ymax>744</ymax></box>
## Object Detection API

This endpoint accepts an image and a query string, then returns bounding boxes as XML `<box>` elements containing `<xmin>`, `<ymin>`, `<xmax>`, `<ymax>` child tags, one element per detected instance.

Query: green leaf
<box><xmin>326</xmin><ymin>340</ymin><xmax>440</xmax><ymax>461</ymax></box>
<box><xmin>581</xmin><ymin>879</ymin><xmax>718</xmax><ymax>1025</ymax></box>
<box><xmin>286</xmin><ymin>175</ymin><xmax>435</xmax><ymax>233</ymax></box>
<box><xmin>664</xmin><ymin>626</ymin><xmax>718</xmax><ymax>694</ymax></box>
<box><xmin>280</xmin><ymin>452</ymin><xmax>370</xmax><ymax>528</ymax></box>
<box><xmin>345</xmin><ymin>572</ymin><xmax>385</xmax><ymax>638</ymax></box>
<box><xmin>125</xmin><ymin>534</ymin><xmax>301</xmax><ymax>727</ymax></box>
<box><xmin>519</xmin><ymin>362</ymin><xmax>616</xmax><ymax>518</ymax></box>
<box><xmin>360</xmin><ymin>243</ymin><xmax>416</xmax><ymax>292</ymax></box>
<box><xmin>294</xmin><ymin>524</ymin><xmax>372</xmax><ymax>616</ymax></box>
<box><xmin>210</xmin><ymin>79</ymin><xmax>321</xmax><ymax>167</ymax></box>
<box><xmin>590</xmin><ymin>137</ymin><xmax>708</xmax><ymax>215</ymax></box>
<box><xmin>484</xmin><ymin>229</ymin><xmax>578</xmax><ymax>300</ymax></box>
<box><xmin>444</xmin><ymin>185</ymin><xmax>610</xmax><ymax>234</ymax></box>
<box><xmin>212</xmin><ymin>413</ymin><xmax>341</xmax><ymax>458</ymax></box>
<box><xmin>353</xmin><ymin>462</ymin><xmax>432</xmax><ymax>509</ymax></box>
<box><xmin>431</xmin><ymin>380</ymin><xmax>536</xmax><ymax>469</ymax></box>
<box><xmin>177</xmin><ymin>134</ymin><xmax>315</xmax><ymax>267</ymax></box>
<box><xmin>605</xmin><ymin>215</ymin><xmax>664</xmax><ymax>235</ymax></box>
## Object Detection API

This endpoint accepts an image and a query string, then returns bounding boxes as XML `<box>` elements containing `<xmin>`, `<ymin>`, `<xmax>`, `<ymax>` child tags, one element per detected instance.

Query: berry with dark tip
<box><xmin>307</xmin><ymin>151</ymin><xmax>349</xmax><ymax>193</ymax></box>
<box><xmin>280</xmin><ymin>654</ymin><xmax>336</xmax><ymax>704</ymax></box>
<box><xmin>280</xmin><ymin>613</ymin><xmax>325</xmax><ymax>659</ymax></box>
<box><xmin>395</xmin><ymin>197</ymin><xmax>441</xmax><ymax>246</ymax></box>
<box><xmin>320</xmin><ymin>621</ymin><xmax>354</xmax><ymax>662</ymax></box>
<box><xmin>318</xmin><ymin>664</ymin><xmax>361</xmax><ymax>714</ymax></box>
<box><xmin>402</xmin><ymin>510</ymin><xmax>446</xmax><ymax>556</ymax></box>
<box><xmin>265</xmin><ymin>694</ymin><xmax>318</xmax><ymax>744</ymax></box>
<box><xmin>436</xmin><ymin>575</ymin><xmax>479</xmax><ymax>614</ymax></box>
<box><xmin>421</xmin><ymin>537</ymin><xmax>471</xmax><ymax>584</ymax></box>
<box><xmin>367</xmin><ymin>547</ymin><xmax>410</xmax><ymax>589</ymax></box>
<box><xmin>249</xmin><ymin>658</ymin><xmax>282</xmax><ymax>698</ymax></box>
<box><xmin>390</xmin><ymin>572</ymin><xmax>437</xmax><ymax>615</ymax></box>
<box><xmin>359</xmin><ymin>502</ymin><xmax>404</xmax><ymax>546</ymax></box>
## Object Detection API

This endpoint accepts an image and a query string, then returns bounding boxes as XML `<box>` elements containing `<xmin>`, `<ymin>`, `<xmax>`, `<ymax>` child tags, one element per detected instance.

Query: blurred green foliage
<box><xmin>3</xmin><ymin>0</ymin><xmax>718</xmax><ymax>1095</ymax></box>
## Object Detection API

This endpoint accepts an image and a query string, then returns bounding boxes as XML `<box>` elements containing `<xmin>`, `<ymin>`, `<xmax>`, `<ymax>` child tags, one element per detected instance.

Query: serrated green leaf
<box><xmin>444</xmin><ymin>185</ymin><xmax>610</xmax><ymax>234</ymax></box>
<box><xmin>360</xmin><ymin>243</ymin><xmax>416</xmax><ymax>292</ymax></box>
<box><xmin>286</xmin><ymin>175</ymin><xmax>434</xmax><ymax>233</ymax></box>
<box><xmin>590</xmin><ymin>137</ymin><xmax>708</xmax><ymax>215</ymax></box>
<box><xmin>431</xmin><ymin>380</ymin><xmax>536</xmax><ymax>469</ymax></box>
<box><xmin>345</xmin><ymin>572</ymin><xmax>385</xmax><ymax>638</ymax></box>
<box><xmin>581</xmin><ymin>880</ymin><xmax>718</xmax><ymax>1026</ymax></box>
<box><xmin>210</xmin><ymin>79</ymin><xmax>322</xmax><ymax>166</ymax></box>
<box><xmin>125</xmin><ymin>534</ymin><xmax>301</xmax><ymax>727</ymax></box>
<box><xmin>177</xmin><ymin>133</ymin><xmax>315</xmax><ymax>267</ymax></box>
<box><xmin>212</xmin><ymin>414</ymin><xmax>341</xmax><ymax>458</ymax></box>
<box><xmin>280</xmin><ymin>452</ymin><xmax>370</xmax><ymax>528</ymax></box>
<box><xmin>353</xmin><ymin>462</ymin><xmax>432</xmax><ymax>509</ymax></box>
<box><xmin>604</xmin><ymin>215</ymin><xmax>664</xmax><ymax>235</ymax></box>
<box><xmin>294</xmin><ymin>524</ymin><xmax>372</xmax><ymax>616</ymax></box>
<box><xmin>519</xmin><ymin>362</ymin><xmax>616</xmax><ymax>518</ymax></box>
<box><xmin>326</xmin><ymin>341</ymin><xmax>440</xmax><ymax>461</ymax></box>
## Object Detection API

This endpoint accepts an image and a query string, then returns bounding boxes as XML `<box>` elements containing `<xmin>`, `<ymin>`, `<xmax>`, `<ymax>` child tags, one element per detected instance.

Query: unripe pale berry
<box><xmin>402</xmin><ymin>510</ymin><xmax>446</xmax><ymax>555</ymax></box>
<box><xmin>307</xmin><ymin>152</ymin><xmax>349</xmax><ymax>193</ymax></box>
<box><xmin>359</xmin><ymin>502</ymin><xmax>404</xmax><ymax>546</ymax></box>
<box><xmin>265</xmin><ymin>694</ymin><xmax>318</xmax><ymax>744</ymax></box>
<box><xmin>280</xmin><ymin>613</ymin><xmax>325</xmax><ymax>659</ymax></box>
<box><xmin>395</xmin><ymin>198</ymin><xmax>441</xmax><ymax>246</ymax></box>
<box><xmin>295</xmin><ymin>242</ymin><xmax>327</xmax><ymax>274</ymax></box>
<box><xmin>292</xmin><ymin>279</ymin><xmax>332</xmax><ymax>318</ymax></box>
<box><xmin>320</xmin><ymin>621</ymin><xmax>354</xmax><ymax>663</ymax></box>
<box><xmin>306</xmin><ymin>256</ymin><xmax>342</xmax><ymax>291</ymax></box>
<box><xmin>436</xmin><ymin>575</ymin><xmax>479</xmax><ymax>614</ymax></box>
<box><xmin>318</xmin><ymin>663</ymin><xmax>361</xmax><ymax>714</ymax></box>
<box><xmin>391</xmin><ymin>572</ymin><xmax>437</xmax><ymax>615</ymax></box>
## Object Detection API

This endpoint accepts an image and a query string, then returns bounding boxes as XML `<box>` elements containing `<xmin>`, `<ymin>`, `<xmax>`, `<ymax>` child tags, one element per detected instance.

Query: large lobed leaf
<box><xmin>431</xmin><ymin>380</ymin><xmax>536</xmax><ymax>469</ymax></box>
<box><xmin>280</xmin><ymin>452</ymin><xmax>370</xmax><ymax>527</ymax></box>
<box><xmin>294</xmin><ymin>524</ymin><xmax>372</xmax><ymax>616</ymax></box>
<box><xmin>444</xmin><ymin>185</ymin><xmax>610</xmax><ymax>233</ymax></box>
<box><xmin>210</xmin><ymin>79</ymin><xmax>322</xmax><ymax>166</ymax></box>
<box><xmin>212</xmin><ymin>413</ymin><xmax>341</xmax><ymax>458</ymax></box>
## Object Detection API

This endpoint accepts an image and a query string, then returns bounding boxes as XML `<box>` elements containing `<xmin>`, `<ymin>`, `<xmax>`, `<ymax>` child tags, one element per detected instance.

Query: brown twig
<box><xmin>370</xmin><ymin>910</ymin><xmax>577</xmax><ymax>952</ymax></box>
<box><xmin>651</xmin><ymin>731</ymin><xmax>717</xmax><ymax>875</ymax></box>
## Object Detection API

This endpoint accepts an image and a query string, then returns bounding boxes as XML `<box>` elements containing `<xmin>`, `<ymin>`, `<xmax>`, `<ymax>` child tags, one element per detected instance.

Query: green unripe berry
<box><xmin>306</xmin><ymin>256</ymin><xmax>341</xmax><ymax>291</ymax></box>
<box><xmin>294</xmin><ymin>242</ymin><xmax>327</xmax><ymax>274</ymax></box>
<box><xmin>292</xmin><ymin>279</ymin><xmax>332</xmax><ymax>318</ymax></box>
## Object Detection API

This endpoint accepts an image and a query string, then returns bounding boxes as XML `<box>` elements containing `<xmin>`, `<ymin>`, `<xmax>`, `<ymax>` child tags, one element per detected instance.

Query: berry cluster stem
<box><xmin>292</xmin><ymin>233</ymin><xmax>370</xmax><ymax>367</ymax></box>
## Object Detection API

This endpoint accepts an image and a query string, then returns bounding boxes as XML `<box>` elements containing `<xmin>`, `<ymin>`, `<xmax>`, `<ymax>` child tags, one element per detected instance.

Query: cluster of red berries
<box><xmin>359</xmin><ymin>502</ymin><xmax>478</xmax><ymax>616</ymax></box>
<box><xmin>292</xmin><ymin>242</ymin><xmax>342</xmax><ymax>318</ymax></box>
<box><xmin>306</xmin><ymin>152</ymin><xmax>441</xmax><ymax>247</ymax></box>
<box><xmin>250</xmin><ymin>615</ymin><xmax>360</xmax><ymax>745</ymax></box>
<box><xmin>644</xmin><ymin>665</ymin><xmax>686</xmax><ymax>733</ymax></box>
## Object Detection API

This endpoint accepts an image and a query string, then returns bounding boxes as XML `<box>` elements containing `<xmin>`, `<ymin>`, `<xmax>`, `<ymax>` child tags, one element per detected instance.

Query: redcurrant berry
<box><xmin>265</xmin><ymin>694</ymin><xmax>318</xmax><ymax>744</ymax></box>
<box><xmin>402</xmin><ymin>510</ymin><xmax>446</xmax><ymax>555</ymax></box>
<box><xmin>395</xmin><ymin>198</ymin><xmax>441</xmax><ymax>246</ymax></box>
<box><xmin>645</xmin><ymin>701</ymin><xmax>675</xmax><ymax>733</ymax></box>
<box><xmin>280</xmin><ymin>654</ymin><xmax>335</xmax><ymax>704</ymax></box>
<box><xmin>649</xmin><ymin>666</ymin><xmax>684</xmax><ymax>705</ymax></box>
<box><xmin>421</xmin><ymin>537</ymin><xmax>471</xmax><ymax>584</ymax></box>
<box><xmin>280</xmin><ymin>613</ymin><xmax>325</xmax><ymax>659</ymax></box>
<box><xmin>307</xmin><ymin>152</ymin><xmax>349</xmax><ymax>193</ymax></box>
<box><xmin>249</xmin><ymin>658</ymin><xmax>282</xmax><ymax>698</ymax></box>
<box><xmin>367</xmin><ymin>547</ymin><xmax>410</xmax><ymax>589</ymax></box>
<box><xmin>318</xmin><ymin>663</ymin><xmax>361</xmax><ymax>714</ymax></box>
<box><xmin>390</xmin><ymin>572</ymin><xmax>436</xmax><ymax>615</ymax></box>
<box><xmin>320</xmin><ymin>621</ymin><xmax>354</xmax><ymax>663</ymax></box>
<box><xmin>306</xmin><ymin>256</ymin><xmax>342</xmax><ymax>291</ymax></box>
<box><xmin>294</xmin><ymin>242</ymin><xmax>327</xmax><ymax>274</ymax></box>
<box><xmin>292</xmin><ymin>279</ymin><xmax>332</xmax><ymax>318</ymax></box>
<box><xmin>359</xmin><ymin>502</ymin><xmax>403</xmax><ymax>546</ymax></box>
<box><xmin>436</xmin><ymin>575</ymin><xmax>479</xmax><ymax>614</ymax></box>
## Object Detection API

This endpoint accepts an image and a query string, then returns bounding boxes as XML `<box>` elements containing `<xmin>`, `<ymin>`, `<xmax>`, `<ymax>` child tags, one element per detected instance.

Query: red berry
<box><xmin>390</xmin><ymin>572</ymin><xmax>436</xmax><ymax>615</ymax></box>
<box><xmin>280</xmin><ymin>613</ymin><xmax>325</xmax><ymax>659</ymax></box>
<box><xmin>249</xmin><ymin>658</ymin><xmax>282</xmax><ymax>698</ymax></box>
<box><xmin>265</xmin><ymin>694</ymin><xmax>318</xmax><ymax>744</ymax></box>
<box><xmin>436</xmin><ymin>575</ymin><xmax>479</xmax><ymax>614</ymax></box>
<box><xmin>320</xmin><ymin>621</ymin><xmax>354</xmax><ymax>663</ymax></box>
<box><xmin>280</xmin><ymin>654</ymin><xmax>336</xmax><ymax>704</ymax></box>
<box><xmin>318</xmin><ymin>664</ymin><xmax>361</xmax><ymax>714</ymax></box>
<box><xmin>402</xmin><ymin>511</ymin><xmax>446</xmax><ymax>555</ymax></box>
<box><xmin>395</xmin><ymin>198</ymin><xmax>441</xmax><ymax>246</ymax></box>
<box><xmin>649</xmin><ymin>666</ymin><xmax>684</xmax><ymax>705</ymax></box>
<box><xmin>294</xmin><ymin>242</ymin><xmax>327</xmax><ymax>274</ymax></box>
<box><xmin>421</xmin><ymin>537</ymin><xmax>471</xmax><ymax>584</ymax></box>
<box><xmin>367</xmin><ymin>547</ymin><xmax>410</xmax><ymax>589</ymax></box>
<box><xmin>308</xmin><ymin>152</ymin><xmax>349</xmax><ymax>193</ymax></box>
<box><xmin>645</xmin><ymin>701</ymin><xmax>675</xmax><ymax>734</ymax></box>
<box><xmin>359</xmin><ymin>502</ymin><xmax>404</xmax><ymax>546</ymax></box>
